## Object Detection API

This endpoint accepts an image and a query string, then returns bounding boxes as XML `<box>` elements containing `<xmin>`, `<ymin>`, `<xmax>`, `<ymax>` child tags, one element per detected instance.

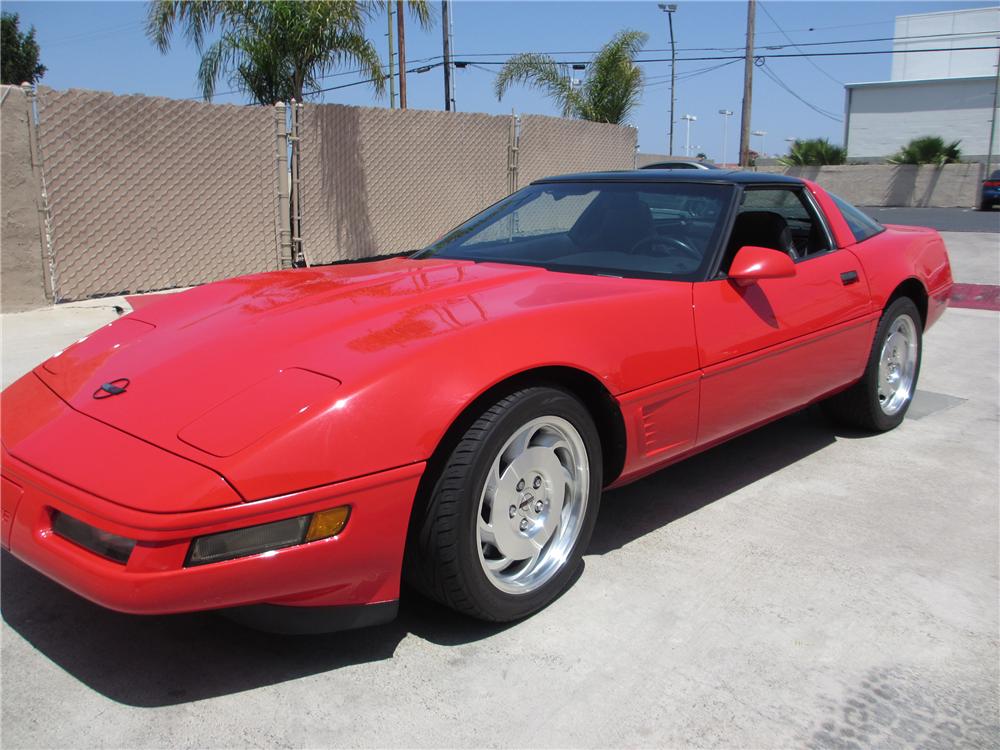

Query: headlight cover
<box><xmin>53</xmin><ymin>512</ymin><xmax>136</xmax><ymax>564</ymax></box>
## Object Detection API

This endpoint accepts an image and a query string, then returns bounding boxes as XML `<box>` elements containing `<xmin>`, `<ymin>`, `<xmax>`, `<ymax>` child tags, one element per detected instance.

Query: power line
<box><xmin>758</xmin><ymin>1</ymin><xmax>844</xmax><ymax>86</ymax></box>
<box><xmin>644</xmin><ymin>59</ymin><xmax>741</xmax><ymax>88</ymax></box>
<box><xmin>759</xmin><ymin>62</ymin><xmax>843</xmax><ymax>122</ymax></box>
<box><xmin>451</xmin><ymin>30</ymin><xmax>999</xmax><ymax>59</ymax></box>
<box><xmin>452</xmin><ymin>45</ymin><xmax>1000</xmax><ymax>67</ymax></box>
<box><xmin>307</xmin><ymin>61</ymin><xmax>444</xmax><ymax>96</ymax></box>
<box><xmin>43</xmin><ymin>20</ymin><xmax>147</xmax><ymax>46</ymax></box>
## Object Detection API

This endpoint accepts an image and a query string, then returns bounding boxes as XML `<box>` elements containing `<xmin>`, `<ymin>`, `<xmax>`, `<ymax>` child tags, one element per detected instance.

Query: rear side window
<box><xmin>829</xmin><ymin>193</ymin><xmax>885</xmax><ymax>244</ymax></box>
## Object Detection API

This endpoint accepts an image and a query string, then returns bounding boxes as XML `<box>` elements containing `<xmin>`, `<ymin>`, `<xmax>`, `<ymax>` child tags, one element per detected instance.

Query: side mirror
<box><xmin>728</xmin><ymin>246</ymin><xmax>796</xmax><ymax>286</ymax></box>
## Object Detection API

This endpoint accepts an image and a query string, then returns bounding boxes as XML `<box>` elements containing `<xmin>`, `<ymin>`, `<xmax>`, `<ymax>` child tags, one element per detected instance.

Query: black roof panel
<box><xmin>533</xmin><ymin>169</ymin><xmax>804</xmax><ymax>186</ymax></box>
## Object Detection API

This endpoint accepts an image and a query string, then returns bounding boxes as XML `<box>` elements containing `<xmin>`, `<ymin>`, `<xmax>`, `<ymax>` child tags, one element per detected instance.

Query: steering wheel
<box><xmin>627</xmin><ymin>234</ymin><xmax>701</xmax><ymax>261</ymax></box>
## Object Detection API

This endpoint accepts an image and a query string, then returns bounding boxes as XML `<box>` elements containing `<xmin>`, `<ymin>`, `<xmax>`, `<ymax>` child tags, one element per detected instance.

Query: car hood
<box><xmin>37</xmin><ymin>257</ymin><xmax>537</xmax><ymax>436</ymax></box>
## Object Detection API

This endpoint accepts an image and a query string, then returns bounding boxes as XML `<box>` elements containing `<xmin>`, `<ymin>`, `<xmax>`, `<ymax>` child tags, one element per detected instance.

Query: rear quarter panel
<box><xmin>846</xmin><ymin>226</ymin><xmax>953</xmax><ymax>329</ymax></box>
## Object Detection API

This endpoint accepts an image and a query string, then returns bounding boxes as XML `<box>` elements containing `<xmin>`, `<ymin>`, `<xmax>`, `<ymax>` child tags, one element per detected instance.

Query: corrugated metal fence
<box><xmin>25</xmin><ymin>87</ymin><xmax>637</xmax><ymax>301</ymax></box>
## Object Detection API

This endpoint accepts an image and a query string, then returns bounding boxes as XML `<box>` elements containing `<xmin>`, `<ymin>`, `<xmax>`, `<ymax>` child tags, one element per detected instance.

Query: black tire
<box><xmin>980</xmin><ymin>200</ymin><xmax>992</xmax><ymax>211</ymax></box>
<box><xmin>822</xmin><ymin>296</ymin><xmax>923</xmax><ymax>432</ymax></box>
<box><xmin>405</xmin><ymin>386</ymin><xmax>602</xmax><ymax>622</ymax></box>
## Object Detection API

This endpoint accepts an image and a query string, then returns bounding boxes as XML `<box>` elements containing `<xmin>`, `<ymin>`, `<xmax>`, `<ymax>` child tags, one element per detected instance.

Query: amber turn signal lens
<box><xmin>305</xmin><ymin>506</ymin><xmax>350</xmax><ymax>542</ymax></box>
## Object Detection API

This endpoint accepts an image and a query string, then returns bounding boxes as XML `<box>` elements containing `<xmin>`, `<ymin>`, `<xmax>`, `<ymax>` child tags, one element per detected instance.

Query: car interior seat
<box><xmin>721</xmin><ymin>210</ymin><xmax>798</xmax><ymax>273</ymax></box>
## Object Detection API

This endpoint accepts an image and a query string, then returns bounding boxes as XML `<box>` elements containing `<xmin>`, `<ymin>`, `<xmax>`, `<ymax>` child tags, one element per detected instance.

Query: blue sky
<box><xmin>4</xmin><ymin>0</ymin><xmax>995</xmax><ymax>160</ymax></box>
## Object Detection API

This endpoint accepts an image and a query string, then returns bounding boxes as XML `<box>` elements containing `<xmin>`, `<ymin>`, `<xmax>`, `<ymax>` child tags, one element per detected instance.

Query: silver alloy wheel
<box><xmin>877</xmin><ymin>313</ymin><xmax>918</xmax><ymax>416</ymax></box>
<box><xmin>476</xmin><ymin>416</ymin><xmax>590</xmax><ymax>595</ymax></box>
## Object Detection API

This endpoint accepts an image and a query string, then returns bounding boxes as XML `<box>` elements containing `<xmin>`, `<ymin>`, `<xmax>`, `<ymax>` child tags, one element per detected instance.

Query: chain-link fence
<box><xmin>296</xmin><ymin>104</ymin><xmax>512</xmax><ymax>263</ymax></box>
<box><xmin>35</xmin><ymin>87</ymin><xmax>282</xmax><ymax>301</ymax></box>
<box><xmin>13</xmin><ymin>87</ymin><xmax>637</xmax><ymax>302</ymax></box>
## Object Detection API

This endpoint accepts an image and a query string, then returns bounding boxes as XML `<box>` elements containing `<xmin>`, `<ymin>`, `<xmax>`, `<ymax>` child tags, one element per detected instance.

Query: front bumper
<box><xmin>1</xmin><ymin>446</ymin><xmax>424</xmax><ymax>615</ymax></box>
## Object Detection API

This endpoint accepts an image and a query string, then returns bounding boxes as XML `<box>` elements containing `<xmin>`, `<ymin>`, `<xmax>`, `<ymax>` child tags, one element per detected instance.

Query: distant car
<box><xmin>980</xmin><ymin>169</ymin><xmax>1000</xmax><ymax>210</ymax></box>
<box><xmin>1</xmin><ymin>171</ymin><xmax>953</xmax><ymax>633</ymax></box>
<box><xmin>641</xmin><ymin>160</ymin><xmax>720</xmax><ymax>170</ymax></box>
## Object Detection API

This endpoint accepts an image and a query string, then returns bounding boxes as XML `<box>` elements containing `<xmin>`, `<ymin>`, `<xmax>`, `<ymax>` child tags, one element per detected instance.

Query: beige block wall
<box><xmin>756</xmin><ymin>163</ymin><xmax>985</xmax><ymax>208</ymax></box>
<box><xmin>297</xmin><ymin>104</ymin><xmax>512</xmax><ymax>263</ymax></box>
<box><xmin>1</xmin><ymin>85</ymin><xmax>50</xmax><ymax>312</ymax></box>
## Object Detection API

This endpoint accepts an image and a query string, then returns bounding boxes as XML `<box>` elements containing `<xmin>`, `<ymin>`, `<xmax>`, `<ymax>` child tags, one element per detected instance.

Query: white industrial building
<box><xmin>844</xmin><ymin>6</ymin><xmax>999</xmax><ymax>161</ymax></box>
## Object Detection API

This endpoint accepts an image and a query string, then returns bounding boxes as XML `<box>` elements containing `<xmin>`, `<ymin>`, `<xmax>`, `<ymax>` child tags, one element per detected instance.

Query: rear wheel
<box><xmin>406</xmin><ymin>387</ymin><xmax>602</xmax><ymax>621</ymax></box>
<box><xmin>822</xmin><ymin>297</ymin><xmax>922</xmax><ymax>431</ymax></box>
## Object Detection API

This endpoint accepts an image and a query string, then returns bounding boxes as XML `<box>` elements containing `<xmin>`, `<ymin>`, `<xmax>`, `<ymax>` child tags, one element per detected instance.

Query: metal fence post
<box><xmin>22</xmin><ymin>83</ymin><xmax>57</xmax><ymax>302</ymax></box>
<box><xmin>274</xmin><ymin>102</ymin><xmax>293</xmax><ymax>269</ymax></box>
<box><xmin>507</xmin><ymin>110</ymin><xmax>520</xmax><ymax>194</ymax></box>
<box><xmin>289</xmin><ymin>100</ymin><xmax>309</xmax><ymax>266</ymax></box>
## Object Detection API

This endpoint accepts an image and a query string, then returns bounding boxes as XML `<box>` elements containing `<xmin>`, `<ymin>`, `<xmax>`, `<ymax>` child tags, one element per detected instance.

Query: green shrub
<box><xmin>888</xmin><ymin>136</ymin><xmax>962</xmax><ymax>165</ymax></box>
<box><xmin>779</xmin><ymin>138</ymin><xmax>847</xmax><ymax>166</ymax></box>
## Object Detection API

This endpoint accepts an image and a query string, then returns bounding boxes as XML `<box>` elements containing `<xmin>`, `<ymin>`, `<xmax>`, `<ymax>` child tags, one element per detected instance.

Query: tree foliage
<box><xmin>888</xmin><ymin>136</ymin><xmax>962</xmax><ymax>166</ymax></box>
<box><xmin>494</xmin><ymin>29</ymin><xmax>647</xmax><ymax>124</ymax></box>
<box><xmin>1</xmin><ymin>12</ymin><xmax>46</xmax><ymax>85</ymax></box>
<box><xmin>778</xmin><ymin>138</ymin><xmax>846</xmax><ymax>167</ymax></box>
<box><xmin>146</xmin><ymin>1</ymin><xmax>431</xmax><ymax>103</ymax></box>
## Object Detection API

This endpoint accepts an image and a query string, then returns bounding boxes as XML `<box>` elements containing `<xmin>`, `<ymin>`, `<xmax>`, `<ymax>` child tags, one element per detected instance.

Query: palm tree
<box><xmin>888</xmin><ymin>136</ymin><xmax>962</xmax><ymax>166</ymax></box>
<box><xmin>779</xmin><ymin>138</ymin><xmax>847</xmax><ymax>167</ymax></box>
<box><xmin>494</xmin><ymin>30</ymin><xmax>647</xmax><ymax>124</ymax></box>
<box><xmin>146</xmin><ymin>0</ymin><xmax>431</xmax><ymax>104</ymax></box>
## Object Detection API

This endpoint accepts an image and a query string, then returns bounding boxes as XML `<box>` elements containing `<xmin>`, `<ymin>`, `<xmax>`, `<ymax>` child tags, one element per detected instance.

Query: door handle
<box><xmin>840</xmin><ymin>271</ymin><xmax>859</xmax><ymax>285</ymax></box>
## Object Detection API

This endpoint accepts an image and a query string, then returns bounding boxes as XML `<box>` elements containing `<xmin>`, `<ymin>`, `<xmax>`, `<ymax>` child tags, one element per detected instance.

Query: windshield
<box><xmin>418</xmin><ymin>181</ymin><xmax>735</xmax><ymax>280</ymax></box>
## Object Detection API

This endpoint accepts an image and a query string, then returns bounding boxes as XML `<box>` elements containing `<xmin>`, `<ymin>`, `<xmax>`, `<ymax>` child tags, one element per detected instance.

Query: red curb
<box><xmin>950</xmin><ymin>283</ymin><xmax>1000</xmax><ymax>312</ymax></box>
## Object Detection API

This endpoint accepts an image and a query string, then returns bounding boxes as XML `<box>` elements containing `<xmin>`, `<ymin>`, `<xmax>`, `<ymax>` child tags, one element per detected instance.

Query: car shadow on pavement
<box><xmin>588</xmin><ymin>406</ymin><xmax>869</xmax><ymax>555</ymax></box>
<box><xmin>0</xmin><ymin>550</ymin><xmax>521</xmax><ymax>707</ymax></box>
<box><xmin>2</xmin><ymin>406</ymin><xmax>867</xmax><ymax>708</ymax></box>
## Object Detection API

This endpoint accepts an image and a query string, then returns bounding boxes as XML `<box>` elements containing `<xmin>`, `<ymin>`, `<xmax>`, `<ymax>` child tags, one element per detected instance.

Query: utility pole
<box><xmin>738</xmin><ymin>0</ymin><xmax>756</xmax><ymax>167</ymax></box>
<box><xmin>387</xmin><ymin>3</ymin><xmax>396</xmax><ymax>109</ymax></box>
<box><xmin>442</xmin><ymin>0</ymin><xmax>452</xmax><ymax>111</ymax></box>
<box><xmin>396</xmin><ymin>0</ymin><xmax>407</xmax><ymax>109</ymax></box>
<box><xmin>659</xmin><ymin>4</ymin><xmax>678</xmax><ymax>155</ymax></box>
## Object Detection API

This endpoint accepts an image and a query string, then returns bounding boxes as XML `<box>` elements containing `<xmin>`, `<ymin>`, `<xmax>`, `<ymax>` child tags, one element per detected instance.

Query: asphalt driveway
<box><xmin>1</xmin><ymin>230</ymin><xmax>997</xmax><ymax>748</ymax></box>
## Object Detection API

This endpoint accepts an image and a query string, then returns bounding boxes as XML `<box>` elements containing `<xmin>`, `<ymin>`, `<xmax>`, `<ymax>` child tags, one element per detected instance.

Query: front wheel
<box><xmin>406</xmin><ymin>387</ymin><xmax>602</xmax><ymax>621</ymax></box>
<box><xmin>822</xmin><ymin>297</ymin><xmax>922</xmax><ymax>431</ymax></box>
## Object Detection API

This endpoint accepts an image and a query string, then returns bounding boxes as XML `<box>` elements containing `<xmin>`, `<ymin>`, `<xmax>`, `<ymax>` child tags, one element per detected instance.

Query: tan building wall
<box><xmin>1</xmin><ymin>85</ymin><xmax>50</xmax><ymax>312</ymax></box>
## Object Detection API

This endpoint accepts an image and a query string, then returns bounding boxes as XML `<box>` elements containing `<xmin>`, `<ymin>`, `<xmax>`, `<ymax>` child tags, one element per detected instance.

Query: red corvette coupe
<box><xmin>1</xmin><ymin>172</ymin><xmax>952</xmax><ymax>633</ymax></box>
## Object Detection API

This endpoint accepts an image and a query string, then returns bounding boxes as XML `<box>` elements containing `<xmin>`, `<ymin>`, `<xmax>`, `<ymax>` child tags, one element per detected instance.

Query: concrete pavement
<box><xmin>1</xmin><ymin>234</ymin><xmax>997</xmax><ymax>748</ymax></box>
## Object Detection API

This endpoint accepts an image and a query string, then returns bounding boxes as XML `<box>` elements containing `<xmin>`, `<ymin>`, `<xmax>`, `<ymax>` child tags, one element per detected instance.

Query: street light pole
<box><xmin>752</xmin><ymin>129</ymin><xmax>767</xmax><ymax>159</ymax></box>
<box><xmin>659</xmin><ymin>4</ymin><xmax>678</xmax><ymax>155</ymax></box>
<box><xmin>719</xmin><ymin>109</ymin><xmax>733</xmax><ymax>166</ymax></box>
<box><xmin>682</xmin><ymin>114</ymin><xmax>697</xmax><ymax>157</ymax></box>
